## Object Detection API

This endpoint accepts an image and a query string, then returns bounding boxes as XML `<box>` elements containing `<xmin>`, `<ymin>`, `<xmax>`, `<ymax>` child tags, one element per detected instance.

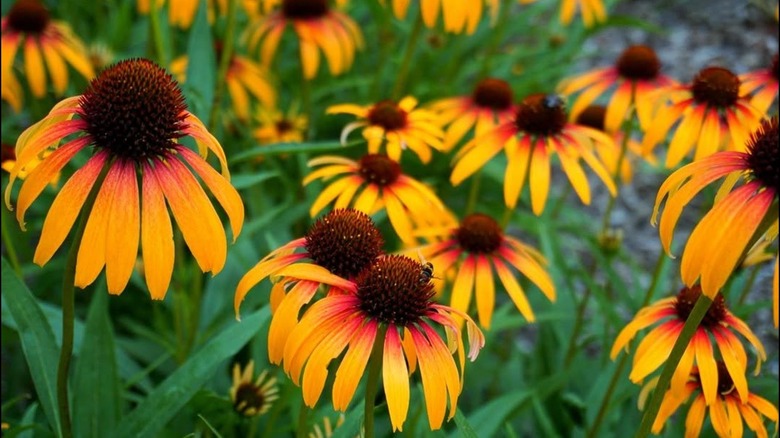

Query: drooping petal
<box><xmin>382</xmin><ymin>325</ymin><xmax>410</xmax><ymax>432</ymax></box>
<box><xmin>141</xmin><ymin>164</ymin><xmax>175</xmax><ymax>300</ymax></box>
<box><xmin>104</xmin><ymin>161</ymin><xmax>140</xmax><ymax>294</ymax></box>
<box><xmin>331</xmin><ymin>320</ymin><xmax>378</xmax><ymax>410</ymax></box>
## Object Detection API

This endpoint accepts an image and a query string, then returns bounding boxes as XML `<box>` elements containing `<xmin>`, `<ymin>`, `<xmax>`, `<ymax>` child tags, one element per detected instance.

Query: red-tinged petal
<box><xmin>610</xmin><ymin>305</ymin><xmax>676</xmax><ymax>359</ymax></box>
<box><xmin>141</xmin><ymin>165</ymin><xmax>174</xmax><ymax>300</ymax></box>
<box><xmin>182</xmin><ymin>113</ymin><xmax>230</xmax><ymax>177</ymax></box>
<box><xmin>383</xmin><ymin>326</ymin><xmax>410</xmax><ymax>431</ymax></box>
<box><xmin>176</xmin><ymin>146</ymin><xmax>244</xmax><ymax>241</ymax></box>
<box><xmin>274</xmin><ymin>263</ymin><xmax>357</xmax><ymax>292</ymax></box>
<box><xmin>332</xmin><ymin>320</ymin><xmax>378</xmax><ymax>410</ymax></box>
<box><xmin>104</xmin><ymin>161</ymin><xmax>140</xmax><ymax>294</ymax></box>
<box><xmin>410</xmin><ymin>326</ymin><xmax>447</xmax><ymax>430</ymax></box>
<box><xmin>629</xmin><ymin>322</ymin><xmax>681</xmax><ymax>382</ymax></box>
<box><xmin>268</xmin><ymin>281</ymin><xmax>320</xmax><ymax>363</ymax></box>
<box><xmin>234</xmin><ymin>253</ymin><xmax>308</xmax><ymax>318</ymax></box>
<box><xmin>34</xmin><ymin>151</ymin><xmax>108</xmax><ymax>266</ymax></box>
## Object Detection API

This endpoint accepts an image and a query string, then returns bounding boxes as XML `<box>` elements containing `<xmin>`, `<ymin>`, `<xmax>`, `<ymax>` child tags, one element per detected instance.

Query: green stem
<box><xmin>465</xmin><ymin>171</ymin><xmax>482</xmax><ymax>215</ymax></box>
<box><xmin>148</xmin><ymin>4</ymin><xmax>167</xmax><ymax>66</ymax></box>
<box><xmin>1</xmin><ymin>206</ymin><xmax>22</xmax><ymax>277</ymax></box>
<box><xmin>479</xmin><ymin>0</ymin><xmax>513</xmax><ymax>76</ymax></box>
<box><xmin>364</xmin><ymin>325</ymin><xmax>387</xmax><ymax>438</ymax></box>
<box><xmin>56</xmin><ymin>162</ymin><xmax>108</xmax><ymax>438</ymax></box>
<box><xmin>391</xmin><ymin>13</ymin><xmax>423</xmax><ymax>100</ymax></box>
<box><xmin>599</xmin><ymin>120</ymin><xmax>633</xmax><ymax>236</ymax></box>
<box><xmin>736</xmin><ymin>265</ymin><xmax>760</xmax><ymax>306</ymax></box>
<box><xmin>500</xmin><ymin>206</ymin><xmax>513</xmax><ymax>229</ymax></box>
<box><xmin>296</xmin><ymin>398</ymin><xmax>308</xmax><ymax>438</ymax></box>
<box><xmin>301</xmin><ymin>75</ymin><xmax>312</xmax><ymax>141</ymax></box>
<box><xmin>207</xmin><ymin>0</ymin><xmax>238</xmax><ymax>131</ymax></box>
<box><xmin>549</xmin><ymin>184</ymin><xmax>571</xmax><ymax>221</ymax></box>
<box><xmin>634</xmin><ymin>295</ymin><xmax>712</xmax><ymax>438</ymax></box>
<box><xmin>586</xmin><ymin>250</ymin><xmax>666</xmax><ymax>438</ymax></box>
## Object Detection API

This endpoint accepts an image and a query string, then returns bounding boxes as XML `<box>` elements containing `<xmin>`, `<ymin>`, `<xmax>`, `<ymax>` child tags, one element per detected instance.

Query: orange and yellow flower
<box><xmin>304</xmin><ymin>153</ymin><xmax>447</xmax><ymax>244</ymax></box>
<box><xmin>1</xmin><ymin>68</ymin><xmax>23</xmax><ymax>112</ymax></box>
<box><xmin>739</xmin><ymin>53</ymin><xmax>778</xmax><ymax>115</ymax></box>
<box><xmin>646</xmin><ymin>362</ymin><xmax>778</xmax><ymax>438</ymax></box>
<box><xmin>230</xmin><ymin>360</ymin><xmax>279</xmax><ymax>417</ymax></box>
<box><xmin>451</xmin><ymin>93</ymin><xmax>617</xmax><ymax>215</ymax></box>
<box><xmin>253</xmin><ymin>105</ymin><xmax>308</xmax><ymax>144</ymax></box>
<box><xmin>559</xmin><ymin>45</ymin><xmax>676</xmax><ymax>133</ymax></box>
<box><xmin>2</xmin><ymin>0</ymin><xmax>94</xmax><ymax>98</ymax></box>
<box><xmin>642</xmin><ymin>66</ymin><xmax>762</xmax><ymax>167</ymax></box>
<box><xmin>4</xmin><ymin>58</ymin><xmax>244</xmax><ymax>299</ymax></box>
<box><xmin>276</xmin><ymin>254</ymin><xmax>484</xmax><ymax>431</ymax></box>
<box><xmin>137</xmin><ymin>0</ymin><xmax>227</xmax><ymax>29</ymax></box>
<box><xmin>328</xmin><ymin>97</ymin><xmax>445</xmax><ymax>163</ymax></box>
<box><xmin>652</xmin><ymin>117</ymin><xmax>778</xmax><ymax>299</ymax></box>
<box><xmin>611</xmin><ymin>285</ymin><xmax>766</xmax><ymax>406</ymax></box>
<box><xmin>427</xmin><ymin>77</ymin><xmax>517</xmax><ymax>151</ymax></box>
<box><xmin>170</xmin><ymin>46</ymin><xmax>276</xmax><ymax>121</ymax></box>
<box><xmin>521</xmin><ymin>0</ymin><xmax>606</xmax><ymax>28</ymax></box>
<box><xmin>244</xmin><ymin>0</ymin><xmax>363</xmax><ymax>79</ymax></box>
<box><xmin>415</xmin><ymin>213</ymin><xmax>555</xmax><ymax>328</ymax></box>
<box><xmin>387</xmin><ymin>0</ymin><xmax>498</xmax><ymax>35</ymax></box>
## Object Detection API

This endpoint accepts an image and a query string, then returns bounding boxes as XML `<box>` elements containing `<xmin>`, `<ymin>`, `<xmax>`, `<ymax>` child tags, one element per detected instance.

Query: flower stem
<box><xmin>56</xmin><ymin>163</ymin><xmax>108</xmax><ymax>438</ymax></box>
<box><xmin>586</xmin><ymin>250</ymin><xmax>666</xmax><ymax>438</ymax></box>
<box><xmin>1</xmin><ymin>206</ymin><xmax>22</xmax><ymax>277</ymax></box>
<box><xmin>208</xmin><ymin>0</ymin><xmax>238</xmax><ymax>131</ymax></box>
<box><xmin>599</xmin><ymin>121</ymin><xmax>633</xmax><ymax>236</ymax></box>
<box><xmin>736</xmin><ymin>265</ymin><xmax>760</xmax><ymax>306</ymax></box>
<box><xmin>391</xmin><ymin>13</ymin><xmax>423</xmax><ymax>100</ymax></box>
<box><xmin>295</xmin><ymin>398</ymin><xmax>308</xmax><ymax>438</ymax></box>
<box><xmin>147</xmin><ymin>4</ymin><xmax>167</xmax><ymax>66</ymax></box>
<box><xmin>465</xmin><ymin>171</ymin><xmax>483</xmax><ymax>215</ymax></box>
<box><xmin>479</xmin><ymin>0</ymin><xmax>513</xmax><ymax>76</ymax></box>
<box><xmin>364</xmin><ymin>325</ymin><xmax>387</xmax><ymax>438</ymax></box>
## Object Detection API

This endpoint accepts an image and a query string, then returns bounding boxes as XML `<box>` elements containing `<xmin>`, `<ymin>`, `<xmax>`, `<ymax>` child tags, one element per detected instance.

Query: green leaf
<box><xmin>184</xmin><ymin>0</ymin><xmax>215</xmax><ymax>120</ymax></box>
<box><xmin>460</xmin><ymin>390</ymin><xmax>532</xmax><ymax>438</ymax></box>
<box><xmin>0</xmin><ymin>258</ymin><xmax>61</xmax><ymax>435</ymax></box>
<box><xmin>230</xmin><ymin>139</ymin><xmax>363</xmax><ymax>163</ymax></box>
<box><xmin>73</xmin><ymin>292</ymin><xmax>120</xmax><ymax>438</ymax></box>
<box><xmin>230</xmin><ymin>171</ymin><xmax>279</xmax><ymax>190</ymax></box>
<box><xmin>330</xmin><ymin>401</ymin><xmax>365</xmax><ymax>438</ymax></box>
<box><xmin>453</xmin><ymin>409</ymin><xmax>479</xmax><ymax>438</ymax></box>
<box><xmin>116</xmin><ymin>308</ymin><xmax>269</xmax><ymax>438</ymax></box>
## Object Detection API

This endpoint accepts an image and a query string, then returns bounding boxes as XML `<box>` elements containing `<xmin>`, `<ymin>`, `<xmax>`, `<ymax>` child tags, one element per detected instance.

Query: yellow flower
<box><xmin>559</xmin><ymin>45</ymin><xmax>676</xmax><ymax>133</ymax></box>
<box><xmin>387</xmin><ymin>0</ymin><xmax>499</xmax><ymax>34</ymax></box>
<box><xmin>451</xmin><ymin>93</ymin><xmax>617</xmax><ymax>215</ymax></box>
<box><xmin>253</xmin><ymin>105</ymin><xmax>308</xmax><ymax>144</ymax></box>
<box><xmin>2</xmin><ymin>0</ymin><xmax>94</xmax><ymax>98</ymax></box>
<box><xmin>276</xmin><ymin>254</ymin><xmax>484</xmax><ymax>431</ymax></box>
<box><xmin>4</xmin><ymin>59</ymin><xmax>244</xmax><ymax>299</ymax></box>
<box><xmin>415</xmin><ymin>213</ymin><xmax>555</xmax><ymax>328</ymax></box>
<box><xmin>230</xmin><ymin>361</ymin><xmax>279</xmax><ymax>417</ymax></box>
<box><xmin>642</xmin><ymin>66</ymin><xmax>762</xmax><ymax>167</ymax></box>
<box><xmin>521</xmin><ymin>0</ymin><xmax>606</xmax><ymax>28</ymax></box>
<box><xmin>427</xmin><ymin>77</ymin><xmax>516</xmax><ymax>151</ymax></box>
<box><xmin>304</xmin><ymin>153</ymin><xmax>447</xmax><ymax>244</ymax></box>
<box><xmin>2</xmin><ymin>142</ymin><xmax>59</xmax><ymax>186</ymax></box>
<box><xmin>739</xmin><ymin>53</ymin><xmax>778</xmax><ymax>115</ymax></box>
<box><xmin>328</xmin><ymin>97</ymin><xmax>445</xmax><ymax>163</ymax></box>
<box><xmin>1</xmin><ymin>68</ymin><xmax>23</xmax><ymax>112</ymax></box>
<box><xmin>611</xmin><ymin>285</ymin><xmax>766</xmax><ymax>406</ymax></box>
<box><xmin>137</xmin><ymin>0</ymin><xmax>228</xmax><ymax>29</ymax></box>
<box><xmin>170</xmin><ymin>45</ymin><xmax>276</xmax><ymax>121</ymax></box>
<box><xmin>652</xmin><ymin>117</ymin><xmax>778</xmax><ymax>300</ymax></box>
<box><xmin>245</xmin><ymin>0</ymin><xmax>363</xmax><ymax>79</ymax></box>
<box><xmin>645</xmin><ymin>362</ymin><xmax>778</xmax><ymax>437</ymax></box>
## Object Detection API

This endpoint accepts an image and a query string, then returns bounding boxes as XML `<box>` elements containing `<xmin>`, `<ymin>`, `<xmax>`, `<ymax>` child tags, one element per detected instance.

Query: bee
<box><xmin>417</xmin><ymin>250</ymin><xmax>438</xmax><ymax>284</ymax></box>
<box><xmin>542</xmin><ymin>94</ymin><xmax>564</xmax><ymax>109</ymax></box>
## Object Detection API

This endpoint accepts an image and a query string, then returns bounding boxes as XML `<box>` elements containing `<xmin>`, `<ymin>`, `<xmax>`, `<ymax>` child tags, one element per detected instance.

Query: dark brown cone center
<box><xmin>514</xmin><ymin>93</ymin><xmax>567</xmax><ymax>136</ymax></box>
<box><xmin>575</xmin><ymin>105</ymin><xmax>607</xmax><ymax>131</ymax></box>
<box><xmin>282</xmin><ymin>0</ymin><xmax>328</xmax><ymax>18</ymax></box>
<box><xmin>276</xmin><ymin>119</ymin><xmax>293</xmax><ymax>133</ymax></box>
<box><xmin>674</xmin><ymin>285</ymin><xmax>726</xmax><ymax>329</ymax></box>
<box><xmin>7</xmin><ymin>0</ymin><xmax>50</xmax><ymax>34</ymax></box>
<box><xmin>358</xmin><ymin>153</ymin><xmax>401</xmax><ymax>186</ymax></box>
<box><xmin>745</xmin><ymin>117</ymin><xmax>779</xmax><ymax>194</ymax></box>
<box><xmin>616</xmin><ymin>45</ymin><xmax>661</xmax><ymax>80</ymax></box>
<box><xmin>79</xmin><ymin>58</ymin><xmax>188</xmax><ymax>162</ymax></box>
<box><xmin>234</xmin><ymin>383</ymin><xmax>266</xmax><ymax>416</ymax></box>
<box><xmin>472</xmin><ymin>78</ymin><xmax>513</xmax><ymax>110</ymax></box>
<box><xmin>367</xmin><ymin>100</ymin><xmax>407</xmax><ymax>131</ymax></box>
<box><xmin>691</xmin><ymin>67</ymin><xmax>740</xmax><ymax>108</ymax></box>
<box><xmin>304</xmin><ymin>209</ymin><xmax>384</xmax><ymax>279</ymax></box>
<box><xmin>456</xmin><ymin>213</ymin><xmax>503</xmax><ymax>254</ymax></box>
<box><xmin>356</xmin><ymin>255</ymin><xmax>435</xmax><ymax>326</ymax></box>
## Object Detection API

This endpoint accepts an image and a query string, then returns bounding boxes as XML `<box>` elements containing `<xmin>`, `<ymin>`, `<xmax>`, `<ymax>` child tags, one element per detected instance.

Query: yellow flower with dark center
<box><xmin>642</xmin><ymin>66</ymin><xmax>763</xmax><ymax>167</ymax></box>
<box><xmin>244</xmin><ymin>0</ymin><xmax>363</xmax><ymax>79</ymax></box>
<box><xmin>170</xmin><ymin>44</ymin><xmax>276</xmax><ymax>121</ymax></box>
<box><xmin>304</xmin><ymin>153</ymin><xmax>447</xmax><ymax>244</ymax></box>
<box><xmin>611</xmin><ymin>285</ymin><xmax>766</xmax><ymax>406</ymax></box>
<box><xmin>235</xmin><ymin>209</ymin><xmax>384</xmax><ymax>361</ymax></box>
<box><xmin>739</xmin><ymin>53</ymin><xmax>779</xmax><ymax>115</ymax></box>
<box><xmin>428</xmin><ymin>77</ymin><xmax>517</xmax><ymax>150</ymax></box>
<box><xmin>646</xmin><ymin>362</ymin><xmax>778</xmax><ymax>437</ymax></box>
<box><xmin>328</xmin><ymin>97</ymin><xmax>445</xmax><ymax>163</ymax></box>
<box><xmin>559</xmin><ymin>45</ymin><xmax>676</xmax><ymax>133</ymax></box>
<box><xmin>277</xmin><ymin>254</ymin><xmax>484</xmax><ymax>431</ymax></box>
<box><xmin>520</xmin><ymin>0</ymin><xmax>606</xmax><ymax>28</ymax></box>
<box><xmin>2</xmin><ymin>68</ymin><xmax>23</xmax><ymax>112</ymax></box>
<box><xmin>1</xmin><ymin>0</ymin><xmax>94</xmax><ymax>98</ymax></box>
<box><xmin>451</xmin><ymin>93</ymin><xmax>617</xmax><ymax>215</ymax></box>
<box><xmin>416</xmin><ymin>213</ymin><xmax>555</xmax><ymax>328</ymax></box>
<box><xmin>230</xmin><ymin>360</ymin><xmax>279</xmax><ymax>417</ymax></box>
<box><xmin>388</xmin><ymin>0</ymin><xmax>498</xmax><ymax>35</ymax></box>
<box><xmin>253</xmin><ymin>106</ymin><xmax>308</xmax><ymax>144</ymax></box>
<box><xmin>652</xmin><ymin>118</ymin><xmax>778</xmax><ymax>304</ymax></box>
<box><xmin>575</xmin><ymin>104</ymin><xmax>656</xmax><ymax>184</ymax></box>
<box><xmin>137</xmin><ymin>0</ymin><xmax>227</xmax><ymax>29</ymax></box>
<box><xmin>4</xmin><ymin>58</ymin><xmax>244</xmax><ymax>299</ymax></box>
